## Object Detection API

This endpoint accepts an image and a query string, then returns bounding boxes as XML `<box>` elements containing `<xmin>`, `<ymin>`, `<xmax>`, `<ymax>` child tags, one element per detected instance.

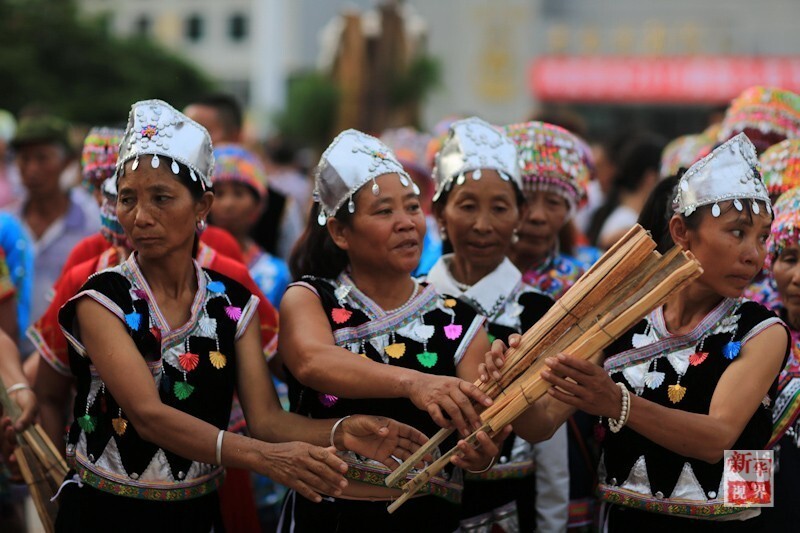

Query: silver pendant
<box><xmin>190</xmin><ymin>169</ymin><xmax>198</xmax><ymax>182</ymax></box>
<box><xmin>151</xmin><ymin>154</ymin><xmax>160</xmax><ymax>169</ymax></box>
<box><xmin>733</xmin><ymin>199</ymin><xmax>742</xmax><ymax>211</ymax></box>
<box><xmin>711</xmin><ymin>203</ymin><xmax>721</xmax><ymax>217</ymax></box>
<box><xmin>317</xmin><ymin>211</ymin><xmax>327</xmax><ymax>226</ymax></box>
<box><xmin>415</xmin><ymin>324</ymin><xmax>435</xmax><ymax>341</ymax></box>
<box><xmin>472</xmin><ymin>168</ymin><xmax>482</xmax><ymax>180</ymax></box>
<box><xmin>399</xmin><ymin>175</ymin><xmax>409</xmax><ymax>187</ymax></box>
<box><xmin>171</xmin><ymin>159</ymin><xmax>180</xmax><ymax>175</ymax></box>
<box><xmin>752</xmin><ymin>201</ymin><xmax>760</xmax><ymax>215</ymax></box>
<box><xmin>132</xmin><ymin>158</ymin><xmax>139</xmax><ymax>171</ymax></box>
<box><xmin>334</xmin><ymin>284</ymin><xmax>351</xmax><ymax>302</ymax></box>
<box><xmin>456</xmin><ymin>174</ymin><xmax>466</xmax><ymax>185</ymax></box>
<box><xmin>412</xmin><ymin>183</ymin><xmax>420</xmax><ymax>195</ymax></box>
<box><xmin>348</xmin><ymin>197</ymin><xmax>355</xmax><ymax>213</ymax></box>
<box><xmin>372</xmin><ymin>182</ymin><xmax>380</xmax><ymax>196</ymax></box>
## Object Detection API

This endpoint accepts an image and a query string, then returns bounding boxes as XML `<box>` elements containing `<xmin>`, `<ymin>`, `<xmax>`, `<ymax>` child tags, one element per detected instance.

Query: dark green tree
<box><xmin>0</xmin><ymin>0</ymin><xmax>214</xmax><ymax>125</ymax></box>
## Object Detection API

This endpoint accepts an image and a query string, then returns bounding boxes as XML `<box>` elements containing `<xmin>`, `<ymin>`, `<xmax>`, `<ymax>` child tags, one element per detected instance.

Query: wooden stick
<box><xmin>388</xmin><ymin>247</ymin><xmax>702</xmax><ymax>510</ymax></box>
<box><xmin>387</xmin><ymin>226</ymin><xmax>655</xmax><ymax>486</ymax></box>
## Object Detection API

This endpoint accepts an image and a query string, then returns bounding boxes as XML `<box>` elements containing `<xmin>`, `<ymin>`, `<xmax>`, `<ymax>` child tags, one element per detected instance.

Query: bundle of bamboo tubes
<box><xmin>0</xmin><ymin>380</ymin><xmax>67</xmax><ymax>533</ymax></box>
<box><xmin>386</xmin><ymin>224</ymin><xmax>703</xmax><ymax>512</ymax></box>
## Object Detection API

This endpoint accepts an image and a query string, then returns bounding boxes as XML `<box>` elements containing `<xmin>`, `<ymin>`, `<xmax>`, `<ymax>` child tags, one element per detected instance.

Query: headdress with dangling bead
<box><xmin>673</xmin><ymin>132</ymin><xmax>770</xmax><ymax>219</ymax></box>
<box><xmin>116</xmin><ymin>99</ymin><xmax>214</xmax><ymax>191</ymax></box>
<box><xmin>313</xmin><ymin>129</ymin><xmax>415</xmax><ymax>226</ymax></box>
<box><xmin>432</xmin><ymin>117</ymin><xmax>521</xmax><ymax>203</ymax></box>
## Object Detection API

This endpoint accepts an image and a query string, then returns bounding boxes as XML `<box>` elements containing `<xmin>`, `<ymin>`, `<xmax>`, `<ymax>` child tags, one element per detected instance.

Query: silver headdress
<box><xmin>116</xmin><ymin>99</ymin><xmax>214</xmax><ymax>190</ymax></box>
<box><xmin>674</xmin><ymin>132</ymin><xmax>770</xmax><ymax>218</ymax></box>
<box><xmin>432</xmin><ymin>116</ymin><xmax>522</xmax><ymax>202</ymax></box>
<box><xmin>314</xmin><ymin>129</ymin><xmax>414</xmax><ymax>225</ymax></box>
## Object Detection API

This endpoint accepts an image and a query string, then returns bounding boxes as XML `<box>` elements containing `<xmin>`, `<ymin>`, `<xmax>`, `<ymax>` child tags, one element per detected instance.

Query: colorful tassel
<box><xmin>112</xmin><ymin>417</ymin><xmax>128</xmax><ymax>436</ymax></box>
<box><xmin>444</xmin><ymin>324</ymin><xmax>463</xmax><ymax>340</ymax></box>
<box><xmin>318</xmin><ymin>393</ymin><xmax>338</xmax><ymax>408</ymax></box>
<box><xmin>384</xmin><ymin>343</ymin><xmax>406</xmax><ymax>359</ymax></box>
<box><xmin>207</xmin><ymin>280</ymin><xmax>226</xmax><ymax>294</ymax></box>
<box><xmin>644</xmin><ymin>371</ymin><xmax>665</xmax><ymax>390</ymax></box>
<box><xmin>225</xmin><ymin>305</ymin><xmax>242</xmax><ymax>321</ymax></box>
<box><xmin>179</xmin><ymin>352</ymin><xmax>199</xmax><ymax>371</ymax></box>
<box><xmin>416</xmin><ymin>351</ymin><xmax>438</xmax><ymax>369</ymax></box>
<box><xmin>209</xmin><ymin>351</ymin><xmax>227</xmax><ymax>369</ymax></box>
<box><xmin>331</xmin><ymin>308</ymin><xmax>352</xmax><ymax>324</ymax></box>
<box><xmin>174</xmin><ymin>381</ymin><xmax>195</xmax><ymax>400</ymax></box>
<box><xmin>150</xmin><ymin>327</ymin><xmax>162</xmax><ymax>344</ymax></box>
<box><xmin>132</xmin><ymin>288</ymin><xmax>147</xmax><ymax>300</ymax></box>
<box><xmin>78</xmin><ymin>414</ymin><xmax>97</xmax><ymax>434</ymax></box>
<box><xmin>689</xmin><ymin>352</ymin><xmax>708</xmax><ymax>366</ymax></box>
<box><xmin>198</xmin><ymin>317</ymin><xmax>216</xmax><ymax>337</ymax></box>
<box><xmin>668</xmin><ymin>383</ymin><xmax>687</xmax><ymax>403</ymax></box>
<box><xmin>723</xmin><ymin>341</ymin><xmax>742</xmax><ymax>360</ymax></box>
<box><xmin>125</xmin><ymin>312</ymin><xmax>142</xmax><ymax>331</ymax></box>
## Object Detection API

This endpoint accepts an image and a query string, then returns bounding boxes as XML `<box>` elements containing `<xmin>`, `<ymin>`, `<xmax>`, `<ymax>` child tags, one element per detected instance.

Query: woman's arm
<box><xmin>235</xmin><ymin>316</ymin><xmax>429</xmax><ymax>468</ymax></box>
<box><xmin>33</xmin><ymin>356</ymin><xmax>72</xmax><ymax>454</ymax></box>
<box><xmin>280</xmin><ymin>286</ymin><xmax>493</xmax><ymax>434</ymax></box>
<box><xmin>76</xmin><ymin>297</ymin><xmax>348</xmax><ymax>502</ymax></box>
<box><xmin>0</xmin><ymin>329</ymin><xmax>36</xmax><ymax>432</ymax></box>
<box><xmin>543</xmin><ymin>323</ymin><xmax>788</xmax><ymax>463</ymax></box>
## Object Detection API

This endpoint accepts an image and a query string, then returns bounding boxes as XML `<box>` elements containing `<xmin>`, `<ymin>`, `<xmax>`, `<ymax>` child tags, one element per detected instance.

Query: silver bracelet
<box><xmin>329</xmin><ymin>415</ymin><xmax>351</xmax><ymax>450</ymax></box>
<box><xmin>466</xmin><ymin>455</ymin><xmax>496</xmax><ymax>474</ymax></box>
<box><xmin>215</xmin><ymin>430</ymin><xmax>225</xmax><ymax>466</ymax></box>
<box><xmin>6</xmin><ymin>383</ymin><xmax>31</xmax><ymax>395</ymax></box>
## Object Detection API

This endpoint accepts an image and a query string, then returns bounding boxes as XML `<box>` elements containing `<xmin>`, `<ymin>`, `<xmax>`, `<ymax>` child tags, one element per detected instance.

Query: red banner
<box><xmin>530</xmin><ymin>56</ymin><xmax>800</xmax><ymax>103</ymax></box>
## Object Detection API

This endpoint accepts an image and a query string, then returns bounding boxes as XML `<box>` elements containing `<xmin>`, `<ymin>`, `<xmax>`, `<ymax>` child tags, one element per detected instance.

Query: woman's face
<box><xmin>513</xmin><ymin>190</ymin><xmax>569</xmax><ymax>265</ymax></box>
<box><xmin>772</xmin><ymin>243</ymin><xmax>800</xmax><ymax>322</ymax></box>
<box><xmin>210</xmin><ymin>181</ymin><xmax>261</xmax><ymax>238</ymax></box>
<box><xmin>117</xmin><ymin>158</ymin><xmax>211</xmax><ymax>260</ymax></box>
<box><xmin>330</xmin><ymin>173</ymin><xmax>426</xmax><ymax>276</ymax></box>
<box><xmin>438</xmin><ymin>169</ymin><xmax>521</xmax><ymax>273</ymax></box>
<box><xmin>674</xmin><ymin>203</ymin><xmax>772</xmax><ymax>298</ymax></box>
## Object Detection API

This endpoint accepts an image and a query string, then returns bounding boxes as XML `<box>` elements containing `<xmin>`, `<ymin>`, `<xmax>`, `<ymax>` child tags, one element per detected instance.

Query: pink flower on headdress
<box><xmin>141</xmin><ymin>125</ymin><xmax>158</xmax><ymax>139</ymax></box>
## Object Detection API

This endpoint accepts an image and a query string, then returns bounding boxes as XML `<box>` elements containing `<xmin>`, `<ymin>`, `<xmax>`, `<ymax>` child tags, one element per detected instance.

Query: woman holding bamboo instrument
<box><xmin>280</xmin><ymin>129</ymin><xmax>507</xmax><ymax>532</ymax></box>
<box><xmin>484</xmin><ymin>133</ymin><xmax>789</xmax><ymax>530</ymax></box>
<box><xmin>53</xmin><ymin>101</ymin><xmax>430</xmax><ymax>531</ymax></box>
<box><xmin>425</xmin><ymin>117</ymin><xmax>563</xmax><ymax>532</ymax></box>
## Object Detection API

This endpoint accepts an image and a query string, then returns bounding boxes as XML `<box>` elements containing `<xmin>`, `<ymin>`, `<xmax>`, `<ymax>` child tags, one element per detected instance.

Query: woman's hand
<box><xmin>9</xmin><ymin>387</ymin><xmax>37</xmax><ymax>433</ymax></box>
<box><xmin>258</xmin><ymin>442</ymin><xmax>349</xmax><ymax>503</ymax></box>
<box><xmin>479</xmin><ymin>335</ymin><xmax>522</xmax><ymax>383</ymax></box>
<box><xmin>336</xmin><ymin>415</ymin><xmax>432</xmax><ymax>469</ymax></box>
<box><xmin>541</xmin><ymin>354</ymin><xmax>622</xmax><ymax>418</ymax></box>
<box><xmin>0</xmin><ymin>416</ymin><xmax>23</xmax><ymax>482</ymax></box>
<box><xmin>407</xmin><ymin>374</ymin><xmax>493</xmax><ymax>435</ymax></box>
<box><xmin>450</xmin><ymin>425</ymin><xmax>512</xmax><ymax>472</ymax></box>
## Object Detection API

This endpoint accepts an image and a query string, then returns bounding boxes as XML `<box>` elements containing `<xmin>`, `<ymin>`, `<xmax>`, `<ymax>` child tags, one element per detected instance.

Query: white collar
<box><xmin>426</xmin><ymin>254</ymin><xmax>522</xmax><ymax>315</ymax></box>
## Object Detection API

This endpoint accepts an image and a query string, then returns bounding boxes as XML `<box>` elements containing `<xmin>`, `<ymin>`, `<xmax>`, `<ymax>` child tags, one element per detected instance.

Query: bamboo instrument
<box><xmin>387</xmin><ymin>229</ymin><xmax>702</xmax><ymax>512</ymax></box>
<box><xmin>386</xmin><ymin>225</ymin><xmax>655</xmax><ymax>487</ymax></box>
<box><xmin>0</xmin><ymin>380</ymin><xmax>67</xmax><ymax>533</ymax></box>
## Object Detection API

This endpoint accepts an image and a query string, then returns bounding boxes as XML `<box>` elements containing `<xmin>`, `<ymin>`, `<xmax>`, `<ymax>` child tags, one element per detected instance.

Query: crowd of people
<box><xmin>0</xmin><ymin>84</ymin><xmax>798</xmax><ymax>532</ymax></box>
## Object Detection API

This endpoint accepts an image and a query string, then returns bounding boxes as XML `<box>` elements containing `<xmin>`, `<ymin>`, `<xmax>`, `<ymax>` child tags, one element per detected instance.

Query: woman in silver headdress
<box><xmin>484</xmin><ymin>133</ymin><xmax>789</xmax><ymax>530</ymax></box>
<box><xmin>52</xmin><ymin>101</ymin><xmax>430</xmax><ymax>531</ymax></box>
<box><xmin>281</xmin><ymin>129</ymin><xmax>507</xmax><ymax>532</ymax></box>
<box><xmin>423</xmin><ymin>117</ymin><xmax>564</xmax><ymax>532</ymax></box>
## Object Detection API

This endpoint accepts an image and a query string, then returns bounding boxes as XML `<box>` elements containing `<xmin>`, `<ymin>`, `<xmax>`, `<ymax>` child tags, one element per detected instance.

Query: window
<box><xmin>185</xmin><ymin>14</ymin><xmax>204</xmax><ymax>42</ymax></box>
<box><xmin>229</xmin><ymin>14</ymin><xmax>248</xmax><ymax>42</ymax></box>
<box><xmin>135</xmin><ymin>15</ymin><xmax>151</xmax><ymax>37</ymax></box>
